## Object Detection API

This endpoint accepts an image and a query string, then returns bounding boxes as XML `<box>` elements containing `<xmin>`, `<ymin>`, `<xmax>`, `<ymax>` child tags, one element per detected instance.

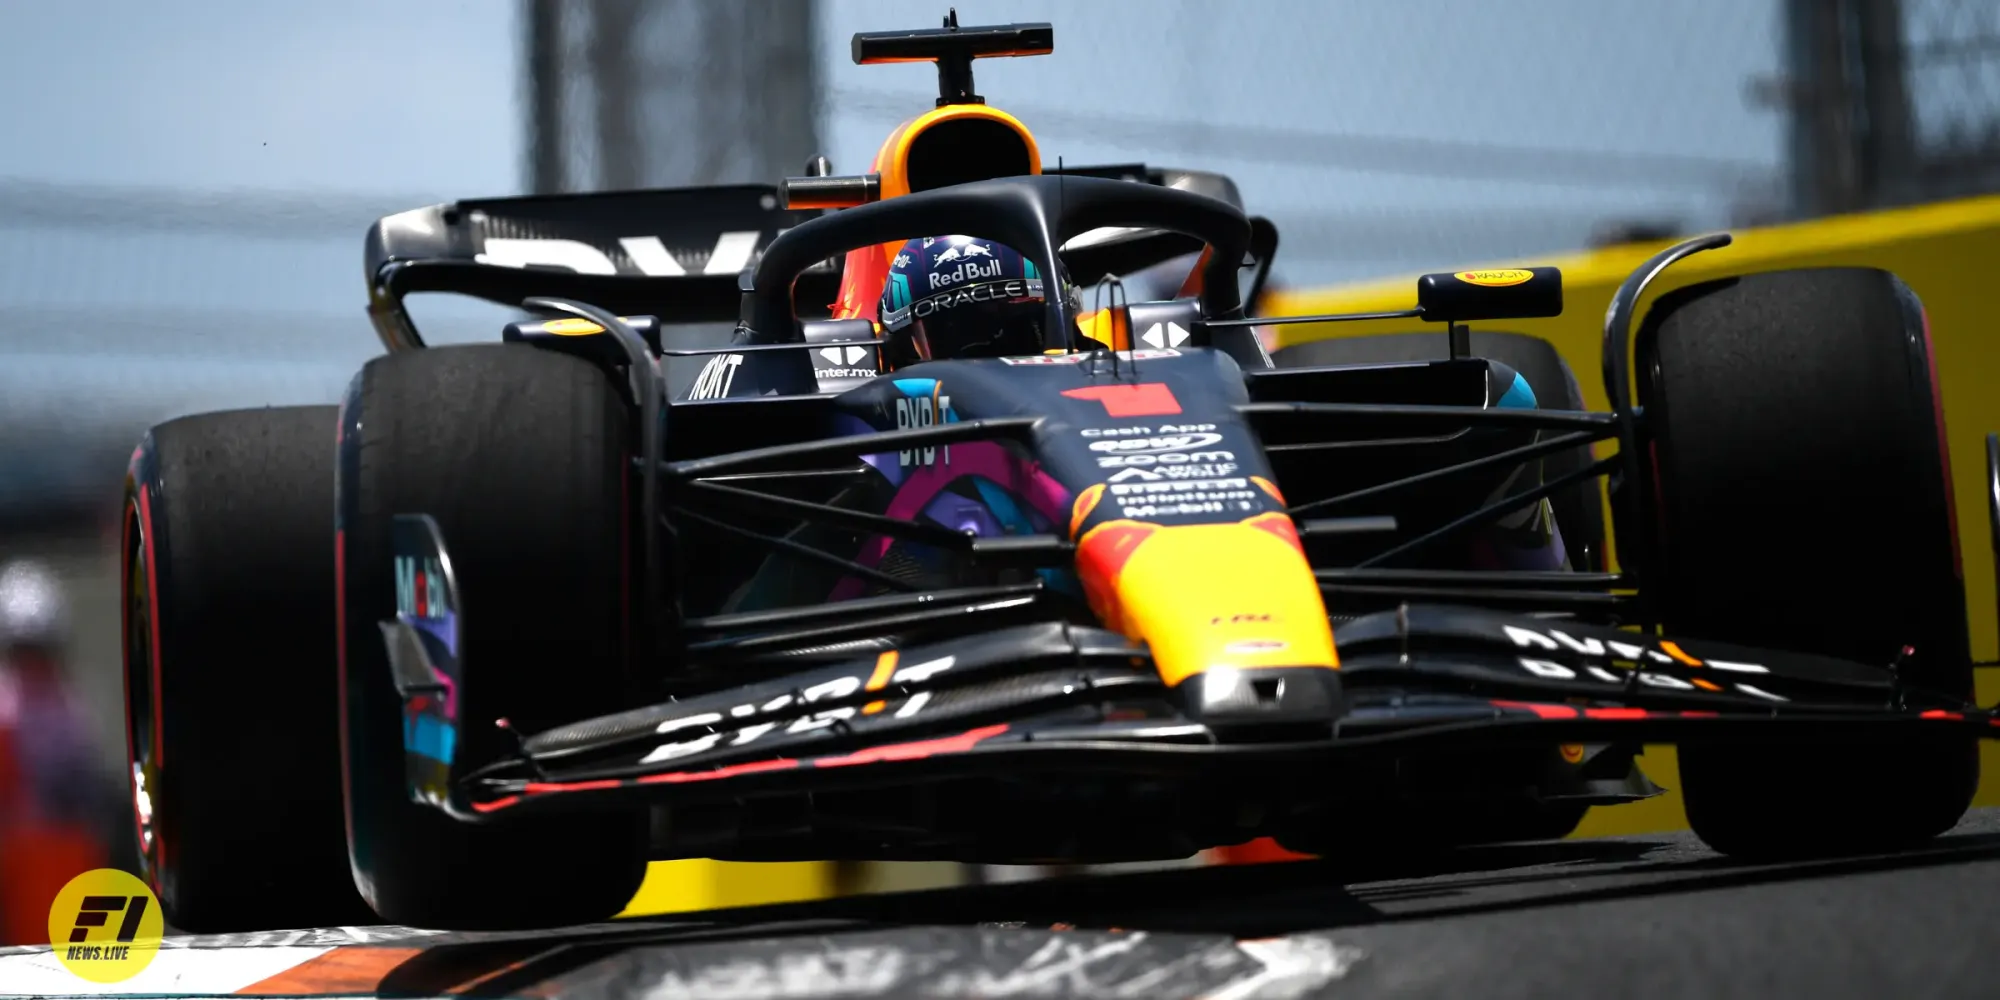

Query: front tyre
<box><xmin>122</xmin><ymin>406</ymin><xmax>372</xmax><ymax>932</ymax></box>
<box><xmin>338</xmin><ymin>344</ymin><xmax>647</xmax><ymax>929</ymax></box>
<box><xmin>1643</xmin><ymin>268</ymin><xmax>1976</xmax><ymax>859</ymax></box>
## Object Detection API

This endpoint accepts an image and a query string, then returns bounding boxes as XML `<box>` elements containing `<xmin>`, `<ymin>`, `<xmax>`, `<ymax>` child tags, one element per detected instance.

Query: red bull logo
<box><xmin>927</xmin><ymin>256</ymin><xmax>1004</xmax><ymax>289</ymax></box>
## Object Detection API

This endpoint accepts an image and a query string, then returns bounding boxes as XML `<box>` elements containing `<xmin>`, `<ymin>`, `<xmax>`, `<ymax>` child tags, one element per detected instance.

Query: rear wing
<box><xmin>362</xmin><ymin>164</ymin><xmax>1275</xmax><ymax>351</ymax></box>
<box><xmin>363</xmin><ymin>184</ymin><xmax>842</xmax><ymax>349</ymax></box>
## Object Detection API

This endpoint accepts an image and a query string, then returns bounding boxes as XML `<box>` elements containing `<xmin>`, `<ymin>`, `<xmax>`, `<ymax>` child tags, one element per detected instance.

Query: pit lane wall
<box><xmin>1264</xmin><ymin>192</ymin><xmax>2000</xmax><ymax>837</ymax></box>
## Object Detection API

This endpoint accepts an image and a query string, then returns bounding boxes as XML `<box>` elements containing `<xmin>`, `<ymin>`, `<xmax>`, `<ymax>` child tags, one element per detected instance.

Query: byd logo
<box><xmin>476</xmin><ymin>231</ymin><xmax>765</xmax><ymax>277</ymax></box>
<box><xmin>896</xmin><ymin>394</ymin><xmax>953</xmax><ymax>467</ymax></box>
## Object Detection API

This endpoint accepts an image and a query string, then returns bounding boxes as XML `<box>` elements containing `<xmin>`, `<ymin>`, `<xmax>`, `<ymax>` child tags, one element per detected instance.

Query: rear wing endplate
<box><xmin>363</xmin><ymin>184</ymin><xmax>841</xmax><ymax>350</ymax></box>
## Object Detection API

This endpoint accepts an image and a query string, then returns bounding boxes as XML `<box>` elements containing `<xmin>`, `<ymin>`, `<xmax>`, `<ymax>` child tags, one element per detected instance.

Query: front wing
<box><xmin>382</xmin><ymin>569</ymin><xmax>2000</xmax><ymax>822</ymax></box>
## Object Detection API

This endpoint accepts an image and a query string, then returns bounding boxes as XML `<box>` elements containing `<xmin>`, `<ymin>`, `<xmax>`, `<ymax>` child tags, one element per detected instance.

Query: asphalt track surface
<box><xmin>7</xmin><ymin>809</ymin><xmax>2000</xmax><ymax>997</ymax></box>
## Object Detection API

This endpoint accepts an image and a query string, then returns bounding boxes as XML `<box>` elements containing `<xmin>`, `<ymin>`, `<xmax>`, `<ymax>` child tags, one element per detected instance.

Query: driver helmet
<box><xmin>876</xmin><ymin>236</ymin><xmax>1081</xmax><ymax>367</ymax></box>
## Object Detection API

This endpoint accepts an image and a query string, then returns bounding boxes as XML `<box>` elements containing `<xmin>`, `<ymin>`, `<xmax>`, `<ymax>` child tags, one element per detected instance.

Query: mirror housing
<box><xmin>1418</xmin><ymin>267</ymin><xmax>1563</xmax><ymax>323</ymax></box>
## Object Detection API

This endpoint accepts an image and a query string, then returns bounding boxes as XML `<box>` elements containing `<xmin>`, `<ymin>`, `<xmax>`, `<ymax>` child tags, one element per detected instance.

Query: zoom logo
<box><xmin>1096</xmin><ymin>449</ymin><xmax>1235</xmax><ymax>469</ymax></box>
<box><xmin>47</xmin><ymin>869</ymin><xmax>163</xmax><ymax>983</ymax></box>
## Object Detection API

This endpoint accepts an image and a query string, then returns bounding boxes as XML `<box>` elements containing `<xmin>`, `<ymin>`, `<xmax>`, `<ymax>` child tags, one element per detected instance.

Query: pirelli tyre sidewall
<box><xmin>1642</xmin><ymin>267</ymin><xmax>1976</xmax><ymax>859</ymax></box>
<box><xmin>121</xmin><ymin>405</ymin><xmax>373</xmax><ymax>932</ymax></box>
<box><xmin>337</xmin><ymin>344</ymin><xmax>647</xmax><ymax>929</ymax></box>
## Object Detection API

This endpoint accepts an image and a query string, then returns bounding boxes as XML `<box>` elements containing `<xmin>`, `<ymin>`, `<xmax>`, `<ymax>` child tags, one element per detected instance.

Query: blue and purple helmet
<box><xmin>877</xmin><ymin>236</ymin><xmax>1061</xmax><ymax>366</ymax></box>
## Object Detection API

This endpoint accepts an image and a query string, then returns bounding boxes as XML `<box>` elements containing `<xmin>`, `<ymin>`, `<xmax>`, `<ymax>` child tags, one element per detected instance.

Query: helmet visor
<box><xmin>902</xmin><ymin>278</ymin><xmax>1047</xmax><ymax>360</ymax></box>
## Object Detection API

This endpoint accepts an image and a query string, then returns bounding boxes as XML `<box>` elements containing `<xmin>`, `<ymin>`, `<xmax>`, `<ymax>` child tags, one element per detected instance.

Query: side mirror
<box><xmin>503</xmin><ymin>314</ymin><xmax>663</xmax><ymax>362</ymax></box>
<box><xmin>1418</xmin><ymin>267</ymin><xmax>1562</xmax><ymax>323</ymax></box>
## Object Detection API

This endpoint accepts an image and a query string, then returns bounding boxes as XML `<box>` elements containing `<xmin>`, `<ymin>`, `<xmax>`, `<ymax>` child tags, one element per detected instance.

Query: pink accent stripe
<box><xmin>832</xmin><ymin>442</ymin><xmax>1068</xmax><ymax>600</ymax></box>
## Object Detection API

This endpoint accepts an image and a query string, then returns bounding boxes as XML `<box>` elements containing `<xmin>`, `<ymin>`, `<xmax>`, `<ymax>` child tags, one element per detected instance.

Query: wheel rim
<box><xmin>124</xmin><ymin>505</ymin><xmax>160</xmax><ymax>884</ymax></box>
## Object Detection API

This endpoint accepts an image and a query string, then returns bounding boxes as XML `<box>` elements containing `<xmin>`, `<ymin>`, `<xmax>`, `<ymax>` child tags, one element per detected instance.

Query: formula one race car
<box><xmin>123</xmin><ymin>15</ymin><xmax>2000</xmax><ymax>934</ymax></box>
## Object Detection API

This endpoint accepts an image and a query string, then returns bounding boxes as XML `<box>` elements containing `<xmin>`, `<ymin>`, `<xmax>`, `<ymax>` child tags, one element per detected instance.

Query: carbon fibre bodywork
<box><xmin>332</xmin><ymin>17</ymin><xmax>2000</xmax><ymax>864</ymax></box>
<box><xmin>367</xmin><ymin>344</ymin><xmax>1998</xmax><ymax>866</ymax></box>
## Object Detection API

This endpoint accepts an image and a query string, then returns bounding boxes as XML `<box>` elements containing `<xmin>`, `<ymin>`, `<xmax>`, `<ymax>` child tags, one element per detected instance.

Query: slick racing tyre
<box><xmin>123</xmin><ymin>406</ymin><xmax>374</xmax><ymax>932</ymax></box>
<box><xmin>338</xmin><ymin>344</ymin><xmax>647</xmax><ymax>929</ymax></box>
<box><xmin>1643</xmin><ymin>267</ymin><xmax>1976</xmax><ymax>859</ymax></box>
<box><xmin>1274</xmin><ymin>330</ymin><xmax>1607</xmax><ymax>573</ymax></box>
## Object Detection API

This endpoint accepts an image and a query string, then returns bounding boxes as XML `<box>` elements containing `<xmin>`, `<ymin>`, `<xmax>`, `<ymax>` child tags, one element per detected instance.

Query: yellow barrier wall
<box><xmin>1268</xmin><ymin>193</ymin><xmax>2000</xmax><ymax>835</ymax></box>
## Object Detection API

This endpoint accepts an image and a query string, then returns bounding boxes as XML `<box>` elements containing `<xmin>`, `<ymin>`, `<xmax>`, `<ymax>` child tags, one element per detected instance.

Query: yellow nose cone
<box><xmin>1075</xmin><ymin>513</ymin><xmax>1337</xmax><ymax>687</ymax></box>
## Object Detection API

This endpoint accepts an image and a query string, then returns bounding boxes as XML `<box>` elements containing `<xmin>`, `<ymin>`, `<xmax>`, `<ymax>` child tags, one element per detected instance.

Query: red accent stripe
<box><xmin>638</xmin><ymin>757</ymin><xmax>801</xmax><ymax>785</ymax></box>
<box><xmin>1175</xmin><ymin>246</ymin><xmax>1215</xmax><ymax>299</ymax></box>
<box><xmin>475</xmin><ymin>757</ymin><xmax>811</xmax><ymax>813</ymax></box>
<box><xmin>1061</xmin><ymin>383</ymin><xmax>1182</xmax><ymax>417</ymax></box>
<box><xmin>521</xmin><ymin>778</ymin><xmax>622</xmax><ymax>794</ymax></box>
<box><xmin>136</xmin><ymin>484</ymin><xmax>170</xmax><ymax>888</ymax></box>
<box><xmin>1679</xmin><ymin>710</ymin><xmax>1720</xmax><ymax>718</ymax></box>
<box><xmin>1211</xmin><ymin>836</ymin><xmax>1314</xmax><ymax>866</ymax></box>
<box><xmin>1491</xmin><ymin>699</ymin><xmax>1578</xmax><ymax>719</ymax></box>
<box><xmin>1244</xmin><ymin>512</ymin><xmax>1304</xmax><ymax>554</ymax></box>
<box><xmin>119</xmin><ymin>497</ymin><xmax>137</xmax><ymax>849</ymax></box>
<box><xmin>472</xmin><ymin>725</ymin><xmax>1014</xmax><ymax>813</ymax></box>
<box><xmin>119</xmin><ymin>496</ymin><xmax>149</xmax><ymax>886</ymax></box>
<box><xmin>1074</xmin><ymin>521</ymin><xmax>1159</xmax><ymax>632</ymax></box>
<box><xmin>138</xmin><ymin>486</ymin><xmax>165</xmax><ymax>769</ymax></box>
<box><xmin>814</xmin><ymin>723</ymin><xmax>1010</xmax><ymax>768</ymax></box>
<box><xmin>1921</xmin><ymin>709</ymin><xmax>1964</xmax><ymax>721</ymax></box>
<box><xmin>1075</xmin><ymin>522</ymin><xmax>1157</xmax><ymax>582</ymax></box>
<box><xmin>1584</xmin><ymin>707</ymin><xmax>1650</xmax><ymax>720</ymax></box>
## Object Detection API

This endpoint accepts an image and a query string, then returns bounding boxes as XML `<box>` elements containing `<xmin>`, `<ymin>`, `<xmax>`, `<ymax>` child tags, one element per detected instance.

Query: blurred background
<box><xmin>1</xmin><ymin>0</ymin><xmax>1997</xmax><ymax>936</ymax></box>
